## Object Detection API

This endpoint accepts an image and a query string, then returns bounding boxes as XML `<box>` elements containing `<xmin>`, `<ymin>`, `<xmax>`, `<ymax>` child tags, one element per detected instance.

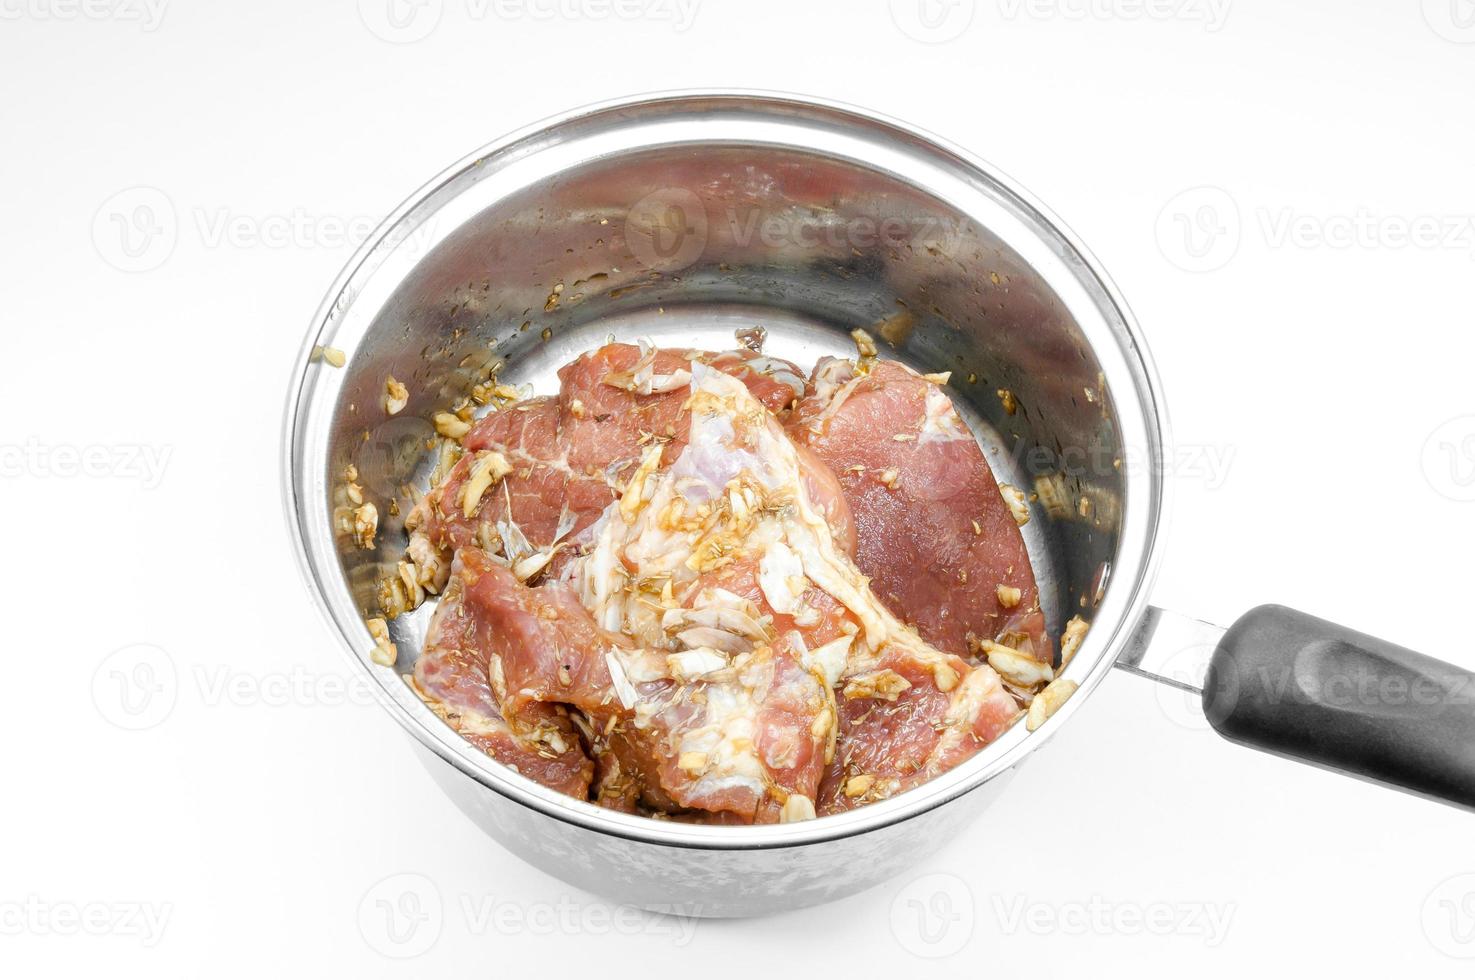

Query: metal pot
<box><xmin>283</xmin><ymin>92</ymin><xmax>1475</xmax><ymax>917</ymax></box>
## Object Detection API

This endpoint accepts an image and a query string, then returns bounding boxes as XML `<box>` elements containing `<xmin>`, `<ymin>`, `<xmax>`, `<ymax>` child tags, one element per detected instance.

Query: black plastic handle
<box><xmin>1203</xmin><ymin>604</ymin><xmax>1475</xmax><ymax>809</ymax></box>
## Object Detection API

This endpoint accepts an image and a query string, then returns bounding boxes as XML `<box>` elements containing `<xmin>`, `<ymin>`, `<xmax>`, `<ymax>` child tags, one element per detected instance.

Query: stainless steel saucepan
<box><xmin>283</xmin><ymin>92</ymin><xmax>1475</xmax><ymax>917</ymax></box>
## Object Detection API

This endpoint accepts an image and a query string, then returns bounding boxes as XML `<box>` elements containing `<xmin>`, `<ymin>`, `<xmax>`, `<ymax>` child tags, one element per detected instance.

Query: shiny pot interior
<box><xmin>284</xmin><ymin>92</ymin><xmax>1167</xmax><ymax>860</ymax></box>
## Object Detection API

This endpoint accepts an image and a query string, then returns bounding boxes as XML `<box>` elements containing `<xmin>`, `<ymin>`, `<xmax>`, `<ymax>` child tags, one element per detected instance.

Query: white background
<box><xmin>4</xmin><ymin>0</ymin><xmax>1475</xmax><ymax>975</ymax></box>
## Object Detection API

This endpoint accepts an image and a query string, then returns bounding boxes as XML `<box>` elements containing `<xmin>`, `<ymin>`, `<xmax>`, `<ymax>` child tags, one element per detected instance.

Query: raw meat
<box><xmin>405</xmin><ymin>343</ymin><xmax>813</xmax><ymax>584</ymax></box>
<box><xmin>401</xmin><ymin>342</ymin><xmax>1044</xmax><ymax>822</ymax></box>
<box><xmin>411</xmin><ymin>548</ymin><xmax>594</xmax><ymax>797</ymax></box>
<box><xmin>502</xmin><ymin>367</ymin><xmax>1017</xmax><ymax>820</ymax></box>
<box><xmin>790</xmin><ymin>357</ymin><xmax>1049</xmax><ymax>662</ymax></box>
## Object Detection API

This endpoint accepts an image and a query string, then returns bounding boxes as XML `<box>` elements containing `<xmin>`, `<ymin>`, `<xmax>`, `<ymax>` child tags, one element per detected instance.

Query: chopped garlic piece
<box><xmin>619</xmin><ymin>442</ymin><xmax>664</xmax><ymax>524</ymax></box>
<box><xmin>312</xmin><ymin>345</ymin><xmax>346</xmax><ymax>367</ymax></box>
<box><xmin>383</xmin><ymin>376</ymin><xmax>409</xmax><ymax>415</ymax></box>
<box><xmin>843</xmin><ymin>669</ymin><xmax>912</xmax><ymax>701</ymax></box>
<box><xmin>434</xmin><ymin>412</ymin><xmax>471</xmax><ymax>441</ymax></box>
<box><xmin>1033</xmin><ymin>473</ymin><xmax>1072</xmax><ymax>520</ymax></box>
<box><xmin>983</xmin><ymin>641</ymin><xmax>1053</xmax><ymax>688</ymax></box>
<box><xmin>999</xmin><ymin>483</ymin><xmax>1030</xmax><ymax>526</ymax></box>
<box><xmin>996</xmin><ymin>584</ymin><xmax>1022</xmax><ymax>608</ymax></box>
<box><xmin>460</xmin><ymin>450</ymin><xmax>513</xmax><ymax>518</ymax></box>
<box><xmin>396</xmin><ymin>559</ymin><xmax>426</xmax><ymax>610</ymax></box>
<box><xmin>1026</xmin><ymin>678</ymin><xmax>1079</xmax><ymax>731</ymax></box>
<box><xmin>780</xmin><ymin>794</ymin><xmax>816</xmax><ymax>823</ymax></box>
<box><xmin>511</xmin><ymin>551</ymin><xmax>552</xmax><ymax>582</ymax></box>
<box><xmin>1059</xmin><ymin>615</ymin><xmax>1090</xmax><ymax>673</ymax></box>
<box><xmin>351</xmin><ymin>502</ymin><xmax>378</xmax><ymax>550</ymax></box>
<box><xmin>932</xmin><ymin>661</ymin><xmax>959</xmax><ymax>692</ymax></box>
<box><xmin>366</xmin><ymin>618</ymin><xmax>396</xmax><ymax>666</ymax></box>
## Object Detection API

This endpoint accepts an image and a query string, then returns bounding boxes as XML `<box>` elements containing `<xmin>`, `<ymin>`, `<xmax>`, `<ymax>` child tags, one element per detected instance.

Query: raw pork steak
<box><xmin>790</xmin><ymin>357</ymin><xmax>1049</xmax><ymax>662</ymax></box>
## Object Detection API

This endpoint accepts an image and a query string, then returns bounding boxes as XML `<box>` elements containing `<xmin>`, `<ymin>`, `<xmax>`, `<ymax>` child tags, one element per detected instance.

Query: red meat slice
<box><xmin>408</xmin><ymin>344</ymin><xmax>810</xmax><ymax>577</ymax></box>
<box><xmin>442</xmin><ymin>550</ymin><xmax>831</xmax><ymax>824</ymax></box>
<box><xmin>790</xmin><ymin>357</ymin><xmax>1049</xmax><ymax>662</ymax></box>
<box><xmin>816</xmin><ymin>644</ymin><xmax>1021</xmax><ymax>815</ymax></box>
<box><xmin>412</xmin><ymin>549</ymin><xmax>594</xmax><ymax>798</ymax></box>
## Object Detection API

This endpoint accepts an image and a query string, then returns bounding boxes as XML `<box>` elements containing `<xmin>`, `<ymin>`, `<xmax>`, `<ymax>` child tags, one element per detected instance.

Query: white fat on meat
<box><xmin>919</xmin><ymin>383</ymin><xmax>971</xmax><ymax>444</ymax></box>
<box><xmin>565</xmin><ymin>362</ymin><xmax>1008</xmax><ymax>800</ymax></box>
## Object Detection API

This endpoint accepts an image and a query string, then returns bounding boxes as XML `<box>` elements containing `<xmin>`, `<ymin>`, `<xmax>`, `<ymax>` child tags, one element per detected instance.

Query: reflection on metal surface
<box><xmin>1115</xmin><ymin>606</ymin><xmax>1227</xmax><ymax>695</ymax></box>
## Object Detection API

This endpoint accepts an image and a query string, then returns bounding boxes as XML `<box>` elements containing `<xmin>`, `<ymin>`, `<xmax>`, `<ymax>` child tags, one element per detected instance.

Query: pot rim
<box><xmin>281</xmin><ymin>88</ymin><xmax>1171</xmax><ymax>851</ymax></box>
